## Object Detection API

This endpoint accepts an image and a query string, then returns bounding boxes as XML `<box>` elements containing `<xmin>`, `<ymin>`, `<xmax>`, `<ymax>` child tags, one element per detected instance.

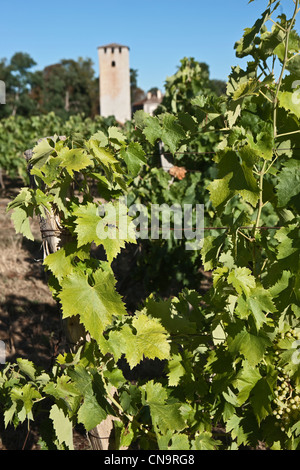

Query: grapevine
<box><xmin>0</xmin><ymin>0</ymin><xmax>300</xmax><ymax>451</ymax></box>
<box><xmin>0</xmin><ymin>112</ymin><xmax>118</xmax><ymax>183</ymax></box>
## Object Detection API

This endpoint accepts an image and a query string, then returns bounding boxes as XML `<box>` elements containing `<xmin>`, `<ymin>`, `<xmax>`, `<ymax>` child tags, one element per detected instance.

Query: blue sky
<box><xmin>1</xmin><ymin>0</ymin><xmax>299</xmax><ymax>92</ymax></box>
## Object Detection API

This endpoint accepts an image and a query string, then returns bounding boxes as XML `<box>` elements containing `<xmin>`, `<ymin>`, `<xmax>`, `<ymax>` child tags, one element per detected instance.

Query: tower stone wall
<box><xmin>98</xmin><ymin>43</ymin><xmax>131</xmax><ymax>124</ymax></box>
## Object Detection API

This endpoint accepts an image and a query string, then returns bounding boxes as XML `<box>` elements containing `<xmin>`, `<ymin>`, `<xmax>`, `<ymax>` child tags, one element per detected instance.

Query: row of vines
<box><xmin>0</xmin><ymin>0</ymin><xmax>300</xmax><ymax>450</ymax></box>
<box><xmin>0</xmin><ymin>113</ymin><xmax>119</xmax><ymax>182</ymax></box>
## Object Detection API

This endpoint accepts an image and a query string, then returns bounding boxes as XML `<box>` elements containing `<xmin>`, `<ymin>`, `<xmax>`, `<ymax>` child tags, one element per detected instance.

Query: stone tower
<box><xmin>98</xmin><ymin>43</ymin><xmax>131</xmax><ymax>124</ymax></box>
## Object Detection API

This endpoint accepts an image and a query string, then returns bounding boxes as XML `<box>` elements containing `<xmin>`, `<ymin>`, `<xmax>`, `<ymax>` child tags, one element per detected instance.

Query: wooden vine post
<box><xmin>24</xmin><ymin>139</ymin><xmax>116</xmax><ymax>451</ymax></box>
<box><xmin>0</xmin><ymin>168</ymin><xmax>4</xmax><ymax>190</ymax></box>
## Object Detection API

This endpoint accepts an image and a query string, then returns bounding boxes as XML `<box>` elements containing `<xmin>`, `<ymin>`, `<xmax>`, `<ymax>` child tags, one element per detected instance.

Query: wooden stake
<box><xmin>24</xmin><ymin>138</ymin><xmax>116</xmax><ymax>450</ymax></box>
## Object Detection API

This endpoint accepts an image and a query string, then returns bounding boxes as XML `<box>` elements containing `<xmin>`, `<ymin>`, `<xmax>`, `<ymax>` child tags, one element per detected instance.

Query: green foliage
<box><xmin>127</xmin><ymin>69</ymin><xmax>225</xmax><ymax>293</ymax></box>
<box><xmin>0</xmin><ymin>112</ymin><xmax>118</xmax><ymax>180</ymax></box>
<box><xmin>154</xmin><ymin>56</ymin><xmax>226</xmax><ymax>170</ymax></box>
<box><xmin>1</xmin><ymin>0</ymin><xmax>300</xmax><ymax>451</ymax></box>
<box><xmin>37</xmin><ymin>58</ymin><xmax>99</xmax><ymax>119</ymax></box>
<box><xmin>0</xmin><ymin>54</ymin><xmax>99</xmax><ymax>119</ymax></box>
<box><xmin>156</xmin><ymin>57</ymin><xmax>225</xmax><ymax>116</ymax></box>
<box><xmin>0</xmin><ymin>52</ymin><xmax>38</xmax><ymax>118</ymax></box>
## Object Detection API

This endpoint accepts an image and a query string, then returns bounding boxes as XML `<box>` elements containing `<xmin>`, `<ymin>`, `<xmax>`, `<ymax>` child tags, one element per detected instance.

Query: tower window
<box><xmin>111</xmin><ymin>61</ymin><xmax>116</xmax><ymax>67</ymax></box>
<box><xmin>111</xmin><ymin>47</ymin><xmax>114</xmax><ymax>53</ymax></box>
<box><xmin>119</xmin><ymin>47</ymin><xmax>122</xmax><ymax>53</ymax></box>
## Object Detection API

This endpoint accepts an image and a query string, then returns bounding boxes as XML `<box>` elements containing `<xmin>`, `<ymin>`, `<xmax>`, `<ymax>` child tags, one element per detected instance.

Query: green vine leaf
<box><xmin>44</xmin><ymin>242</ymin><xmax>90</xmax><ymax>282</ymax></box>
<box><xmin>159</xmin><ymin>113</ymin><xmax>186</xmax><ymax>154</ymax></box>
<box><xmin>30</xmin><ymin>139</ymin><xmax>55</xmax><ymax>169</ymax></box>
<box><xmin>143</xmin><ymin>116</ymin><xmax>162</xmax><ymax>145</ymax></box>
<box><xmin>276</xmin><ymin>160</ymin><xmax>300</xmax><ymax>208</ymax></box>
<box><xmin>10</xmin><ymin>206</ymin><xmax>34</xmax><ymax>240</ymax></box>
<box><xmin>250</xmin><ymin>378</ymin><xmax>273</xmax><ymax>424</ymax></box>
<box><xmin>228</xmin><ymin>267</ymin><xmax>256</xmax><ymax>295</ymax></box>
<box><xmin>141</xmin><ymin>381</ymin><xmax>186</xmax><ymax>434</ymax></box>
<box><xmin>167</xmin><ymin>354</ymin><xmax>186</xmax><ymax>387</ymax></box>
<box><xmin>228</xmin><ymin>328</ymin><xmax>271</xmax><ymax>366</ymax></box>
<box><xmin>58</xmin><ymin>147</ymin><xmax>93</xmax><ymax>176</ymax></box>
<box><xmin>278</xmin><ymin>90</ymin><xmax>300</xmax><ymax>118</ymax></box>
<box><xmin>120</xmin><ymin>142</ymin><xmax>146</xmax><ymax>176</ymax></box>
<box><xmin>107</xmin><ymin>313</ymin><xmax>171</xmax><ymax>368</ymax></box>
<box><xmin>58</xmin><ymin>268</ymin><xmax>127</xmax><ymax>343</ymax></box>
<box><xmin>233</xmin><ymin>360</ymin><xmax>262</xmax><ymax>405</ymax></box>
<box><xmin>207</xmin><ymin>148</ymin><xmax>260</xmax><ymax>211</ymax></box>
<box><xmin>73</xmin><ymin>201</ymin><xmax>136</xmax><ymax>263</ymax></box>
<box><xmin>88</xmin><ymin>139</ymin><xmax>119</xmax><ymax>168</ymax></box>
<box><xmin>49</xmin><ymin>404</ymin><xmax>74</xmax><ymax>450</ymax></box>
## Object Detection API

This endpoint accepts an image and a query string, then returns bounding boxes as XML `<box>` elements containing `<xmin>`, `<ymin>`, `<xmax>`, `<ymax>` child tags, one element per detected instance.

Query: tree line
<box><xmin>0</xmin><ymin>52</ymin><xmax>226</xmax><ymax>120</ymax></box>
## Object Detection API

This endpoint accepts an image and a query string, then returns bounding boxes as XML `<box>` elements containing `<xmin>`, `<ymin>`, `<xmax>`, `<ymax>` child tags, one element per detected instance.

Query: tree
<box><xmin>209</xmin><ymin>79</ymin><xmax>227</xmax><ymax>96</ymax></box>
<box><xmin>37</xmin><ymin>58</ymin><xmax>99</xmax><ymax>118</ymax></box>
<box><xmin>0</xmin><ymin>54</ymin><xmax>100</xmax><ymax>119</ymax></box>
<box><xmin>130</xmin><ymin>68</ymin><xmax>145</xmax><ymax>105</ymax></box>
<box><xmin>0</xmin><ymin>52</ymin><xmax>38</xmax><ymax>118</ymax></box>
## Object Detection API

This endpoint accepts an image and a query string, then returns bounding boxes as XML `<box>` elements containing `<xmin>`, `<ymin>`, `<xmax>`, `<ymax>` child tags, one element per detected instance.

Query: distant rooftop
<box><xmin>98</xmin><ymin>43</ymin><xmax>129</xmax><ymax>50</ymax></box>
<box><xmin>133</xmin><ymin>90</ymin><xmax>163</xmax><ymax>106</ymax></box>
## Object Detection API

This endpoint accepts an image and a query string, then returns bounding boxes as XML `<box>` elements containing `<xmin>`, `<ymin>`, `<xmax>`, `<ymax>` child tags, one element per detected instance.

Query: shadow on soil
<box><xmin>0</xmin><ymin>293</ymin><xmax>61</xmax><ymax>367</ymax></box>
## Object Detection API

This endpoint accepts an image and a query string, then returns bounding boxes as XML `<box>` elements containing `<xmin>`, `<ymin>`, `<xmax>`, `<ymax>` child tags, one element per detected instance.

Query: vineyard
<box><xmin>0</xmin><ymin>0</ymin><xmax>300</xmax><ymax>451</ymax></box>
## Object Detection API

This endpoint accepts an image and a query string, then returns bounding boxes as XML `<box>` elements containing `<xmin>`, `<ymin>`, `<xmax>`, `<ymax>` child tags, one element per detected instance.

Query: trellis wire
<box><xmin>146</xmin><ymin>147</ymin><xmax>300</xmax><ymax>173</ymax></box>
